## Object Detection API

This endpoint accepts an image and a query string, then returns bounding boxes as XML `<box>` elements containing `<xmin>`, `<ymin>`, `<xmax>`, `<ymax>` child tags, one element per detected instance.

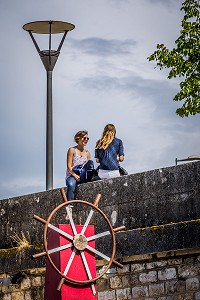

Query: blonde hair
<box><xmin>74</xmin><ymin>130</ymin><xmax>88</xmax><ymax>144</ymax></box>
<box><xmin>96</xmin><ymin>124</ymin><xmax>116</xmax><ymax>150</ymax></box>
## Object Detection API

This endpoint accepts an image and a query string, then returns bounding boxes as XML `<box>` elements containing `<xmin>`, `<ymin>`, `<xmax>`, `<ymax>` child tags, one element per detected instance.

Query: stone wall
<box><xmin>1</xmin><ymin>249</ymin><xmax>200</xmax><ymax>300</ymax></box>
<box><xmin>0</xmin><ymin>161</ymin><xmax>200</xmax><ymax>299</ymax></box>
<box><xmin>97</xmin><ymin>249</ymin><xmax>200</xmax><ymax>300</ymax></box>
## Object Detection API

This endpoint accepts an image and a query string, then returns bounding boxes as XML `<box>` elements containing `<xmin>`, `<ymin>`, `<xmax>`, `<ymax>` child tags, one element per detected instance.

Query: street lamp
<box><xmin>175</xmin><ymin>155</ymin><xmax>200</xmax><ymax>165</ymax></box>
<box><xmin>23</xmin><ymin>20</ymin><xmax>75</xmax><ymax>190</ymax></box>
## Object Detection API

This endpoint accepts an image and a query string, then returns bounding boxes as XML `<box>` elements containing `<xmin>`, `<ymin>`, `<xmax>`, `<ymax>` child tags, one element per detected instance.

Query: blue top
<box><xmin>95</xmin><ymin>138</ymin><xmax>124</xmax><ymax>170</ymax></box>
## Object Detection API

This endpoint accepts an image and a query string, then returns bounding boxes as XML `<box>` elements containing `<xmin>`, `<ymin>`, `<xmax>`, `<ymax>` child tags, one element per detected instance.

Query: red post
<box><xmin>44</xmin><ymin>224</ymin><xmax>97</xmax><ymax>300</ymax></box>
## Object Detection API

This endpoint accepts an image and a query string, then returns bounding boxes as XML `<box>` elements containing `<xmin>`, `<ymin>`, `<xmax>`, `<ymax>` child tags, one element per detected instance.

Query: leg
<box><xmin>66</xmin><ymin>176</ymin><xmax>77</xmax><ymax>201</ymax></box>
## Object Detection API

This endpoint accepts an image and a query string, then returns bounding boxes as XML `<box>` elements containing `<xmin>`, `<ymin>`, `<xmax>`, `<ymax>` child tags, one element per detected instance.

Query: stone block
<box><xmin>24</xmin><ymin>291</ymin><xmax>32</xmax><ymax>300</ymax></box>
<box><xmin>131</xmin><ymin>263</ymin><xmax>145</xmax><ymax>273</ymax></box>
<box><xmin>165</xmin><ymin>280</ymin><xmax>185</xmax><ymax>294</ymax></box>
<box><xmin>149</xmin><ymin>283</ymin><xmax>165</xmax><ymax>296</ymax></box>
<box><xmin>10</xmin><ymin>291</ymin><xmax>25</xmax><ymax>300</ymax></box>
<box><xmin>30</xmin><ymin>277</ymin><xmax>41</xmax><ymax>287</ymax></box>
<box><xmin>21</xmin><ymin>278</ymin><xmax>31</xmax><ymax>290</ymax></box>
<box><xmin>117</xmin><ymin>264</ymin><xmax>130</xmax><ymax>274</ymax></box>
<box><xmin>96</xmin><ymin>278</ymin><xmax>110</xmax><ymax>292</ymax></box>
<box><xmin>1</xmin><ymin>285</ymin><xmax>20</xmax><ymax>294</ymax></box>
<box><xmin>167</xmin><ymin>258</ymin><xmax>182</xmax><ymax>266</ymax></box>
<box><xmin>186</xmin><ymin>277</ymin><xmax>199</xmax><ymax>291</ymax></box>
<box><xmin>98</xmin><ymin>290</ymin><xmax>116</xmax><ymax>300</ymax></box>
<box><xmin>116</xmin><ymin>288</ymin><xmax>132</xmax><ymax>300</ymax></box>
<box><xmin>178</xmin><ymin>265</ymin><xmax>200</xmax><ymax>278</ymax></box>
<box><xmin>2</xmin><ymin>294</ymin><xmax>12</xmax><ymax>300</ymax></box>
<box><xmin>158</xmin><ymin>297</ymin><xmax>175</xmax><ymax>300</ymax></box>
<box><xmin>139</xmin><ymin>271</ymin><xmax>157</xmax><ymax>283</ymax></box>
<box><xmin>176</xmin><ymin>293</ymin><xmax>194</xmax><ymax>300</ymax></box>
<box><xmin>121</xmin><ymin>273</ymin><xmax>139</xmax><ymax>287</ymax></box>
<box><xmin>146</xmin><ymin>261</ymin><xmax>167</xmax><ymax>269</ymax></box>
<box><xmin>158</xmin><ymin>268</ymin><xmax>177</xmax><ymax>281</ymax></box>
<box><xmin>195</xmin><ymin>291</ymin><xmax>200</xmax><ymax>300</ymax></box>
<box><xmin>110</xmin><ymin>276</ymin><xmax>123</xmax><ymax>289</ymax></box>
<box><xmin>132</xmin><ymin>286</ymin><xmax>148</xmax><ymax>298</ymax></box>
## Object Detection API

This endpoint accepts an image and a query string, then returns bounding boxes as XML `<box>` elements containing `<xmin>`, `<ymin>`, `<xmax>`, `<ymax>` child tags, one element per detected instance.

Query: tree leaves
<box><xmin>147</xmin><ymin>0</ymin><xmax>200</xmax><ymax>117</ymax></box>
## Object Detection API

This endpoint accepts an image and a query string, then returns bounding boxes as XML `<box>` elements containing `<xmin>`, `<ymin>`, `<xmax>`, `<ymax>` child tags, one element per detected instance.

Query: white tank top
<box><xmin>66</xmin><ymin>148</ymin><xmax>88</xmax><ymax>179</ymax></box>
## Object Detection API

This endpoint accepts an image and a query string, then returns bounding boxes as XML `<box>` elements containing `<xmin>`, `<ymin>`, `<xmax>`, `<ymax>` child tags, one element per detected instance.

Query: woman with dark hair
<box><xmin>65</xmin><ymin>130</ymin><xmax>90</xmax><ymax>201</ymax></box>
<box><xmin>95</xmin><ymin>124</ymin><xmax>124</xmax><ymax>179</ymax></box>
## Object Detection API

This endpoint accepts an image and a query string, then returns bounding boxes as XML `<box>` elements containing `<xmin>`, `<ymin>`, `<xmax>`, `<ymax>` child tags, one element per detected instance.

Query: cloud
<box><xmin>67</xmin><ymin>38</ymin><xmax>137</xmax><ymax>57</ymax></box>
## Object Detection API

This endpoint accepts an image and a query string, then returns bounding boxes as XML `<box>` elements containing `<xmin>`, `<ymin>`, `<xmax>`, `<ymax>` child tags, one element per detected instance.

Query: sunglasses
<box><xmin>82</xmin><ymin>137</ymin><xmax>89</xmax><ymax>141</ymax></box>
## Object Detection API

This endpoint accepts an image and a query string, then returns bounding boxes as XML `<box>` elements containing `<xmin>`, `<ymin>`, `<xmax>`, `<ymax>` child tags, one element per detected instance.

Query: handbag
<box><xmin>73</xmin><ymin>160</ymin><xmax>95</xmax><ymax>183</ymax></box>
<box><xmin>118</xmin><ymin>165</ymin><xmax>128</xmax><ymax>176</ymax></box>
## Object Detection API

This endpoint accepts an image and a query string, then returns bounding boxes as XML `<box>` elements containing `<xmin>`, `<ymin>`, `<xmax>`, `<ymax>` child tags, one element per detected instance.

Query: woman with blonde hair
<box><xmin>95</xmin><ymin>124</ymin><xmax>124</xmax><ymax>179</ymax></box>
<box><xmin>66</xmin><ymin>130</ymin><xmax>90</xmax><ymax>201</ymax></box>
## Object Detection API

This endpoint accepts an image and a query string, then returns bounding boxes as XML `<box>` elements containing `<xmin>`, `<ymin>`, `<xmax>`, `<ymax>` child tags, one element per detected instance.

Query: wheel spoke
<box><xmin>66</xmin><ymin>206</ymin><xmax>77</xmax><ymax>235</ymax></box>
<box><xmin>80</xmin><ymin>251</ymin><xmax>96</xmax><ymax>295</ymax></box>
<box><xmin>86</xmin><ymin>244</ymin><xmax>111</xmax><ymax>262</ymax></box>
<box><xmin>87</xmin><ymin>230</ymin><xmax>110</xmax><ymax>241</ymax></box>
<box><xmin>48</xmin><ymin>243</ymin><xmax>73</xmax><ymax>254</ymax></box>
<box><xmin>80</xmin><ymin>209</ymin><xmax>94</xmax><ymax>235</ymax></box>
<box><xmin>48</xmin><ymin>223</ymin><xmax>73</xmax><ymax>241</ymax></box>
<box><xmin>63</xmin><ymin>248</ymin><xmax>76</xmax><ymax>276</ymax></box>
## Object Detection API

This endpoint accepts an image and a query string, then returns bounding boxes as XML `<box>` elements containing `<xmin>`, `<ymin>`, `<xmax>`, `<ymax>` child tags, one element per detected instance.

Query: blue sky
<box><xmin>0</xmin><ymin>0</ymin><xmax>199</xmax><ymax>199</ymax></box>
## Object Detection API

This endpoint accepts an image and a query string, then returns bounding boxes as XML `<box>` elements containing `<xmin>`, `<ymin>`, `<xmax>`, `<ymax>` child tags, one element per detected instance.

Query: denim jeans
<box><xmin>66</xmin><ymin>176</ymin><xmax>77</xmax><ymax>201</ymax></box>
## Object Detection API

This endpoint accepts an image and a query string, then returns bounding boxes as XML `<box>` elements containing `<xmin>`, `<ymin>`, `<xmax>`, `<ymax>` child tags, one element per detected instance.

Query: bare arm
<box><xmin>67</xmin><ymin>148</ymin><xmax>80</xmax><ymax>181</ymax></box>
<box><xmin>87</xmin><ymin>151</ymin><xmax>91</xmax><ymax>160</ymax></box>
<box><xmin>118</xmin><ymin>155</ymin><xmax>124</xmax><ymax>162</ymax></box>
<box><xmin>96</xmin><ymin>158</ymin><xmax>100</xmax><ymax>163</ymax></box>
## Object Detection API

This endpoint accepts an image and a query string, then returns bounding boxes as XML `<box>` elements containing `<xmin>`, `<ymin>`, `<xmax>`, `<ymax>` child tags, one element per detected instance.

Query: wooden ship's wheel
<box><xmin>33</xmin><ymin>188</ymin><xmax>125</xmax><ymax>295</ymax></box>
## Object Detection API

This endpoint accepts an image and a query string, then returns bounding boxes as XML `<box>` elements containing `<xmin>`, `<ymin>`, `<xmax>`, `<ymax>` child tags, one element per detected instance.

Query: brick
<box><xmin>10</xmin><ymin>291</ymin><xmax>25</xmax><ymax>300</ymax></box>
<box><xmin>97</xmin><ymin>278</ymin><xmax>110</xmax><ymax>292</ymax></box>
<box><xmin>21</xmin><ymin>278</ymin><xmax>31</xmax><ymax>290</ymax></box>
<box><xmin>167</xmin><ymin>258</ymin><xmax>182</xmax><ymax>266</ymax></box>
<box><xmin>122</xmin><ymin>274</ymin><xmax>138</xmax><ymax>287</ymax></box>
<box><xmin>132</xmin><ymin>286</ymin><xmax>148</xmax><ymax>298</ymax></box>
<box><xmin>146</xmin><ymin>261</ymin><xmax>167</xmax><ymax>269</ymax></box>
<box><xmin>186</xmin><ymin>277</ymin><xmax>199</xmax><ymax>291</ymax></box>
<box><xmin>110</xmin><ymin>276</ymin><xmax>123</xmax><ymax>289</ymax></box>
<box><xmin>178</xmin><ymin>265</ymin><xmax>200</xmax><ymax>278</ymax></box>
<box><xmin>139</xmin><ymin>271</ymin><xmax>157</xmax><ymax>283</ymax></box>
<box><xmin>131</xmin><ymin>263</ymin><xmax>145</xmax><ymax>273</ymax></box>
<box><xmin>146</xmin><ymin>262</ymin><xmax>156</xmax><ymax>269</ymax></box>
<box><xmin>183</xmin><ymin>257</ymin><xmax>194</xmax><ymax>264</ymax></box>
<box><xmin>176</xmin><ymin>293</ymin><xmax>194</xmax><ymax>300</ymax></box>
<box><xmin>24</xmin><ymin>291</ymin><xmax>32</xmax><ymax>300</ymax></box>
<box><xmin>2</xmin><ymin>294</ymin><xmax>12</xmax><ymax>300</ymax></box>
<box><xmin>31</xmin><ymin>277</ymin><xmax>41</xmax><ymax>287</ymax></box>
<box><xmin>118</xmin><ymin>264</ymin><xmax>130</xmax><ymax>274</ymax></box>
<box><xmin>195</xmin><ymin>291</ymin><xmax>200</xmax><ymax>300</ymax></box>
<box><xmin>149</xmin><ymin>283</ymin><xmax>165</xmax><ymax>296</ymax></box>
<box><xmin>158</xmin><ymin>268</ymin><xmax>177</xmax><ymax>280</ymax></box>
<box><xmin>98</xmin><ymin>290</ymin><xmax>116</xmax><ymax>300</ymax></box>
<box><xmin>116</xmin><ymin>288</ymin><xmax>132</xmax><ymax>300</ymax></box>
<box><xmin>165</xmin><ymin>280</ymin><xmax>185</xmax><ymax>294</ymax></box>
<box><xmin>2</xmin><ymin>285</ymin><xmax>20</xmax><ymax>294</ymax></box>
<box><xmin>158</xmin><ymin>297</ymin><xmax>176</xmax><ymax>300</ymax></box>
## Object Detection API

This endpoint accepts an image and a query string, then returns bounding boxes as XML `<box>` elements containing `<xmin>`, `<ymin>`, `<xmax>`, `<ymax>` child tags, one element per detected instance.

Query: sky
<box><xmin>0</xmin><ymin>0</ymin><xmax>199</xmax><ymax>200</ymax></box>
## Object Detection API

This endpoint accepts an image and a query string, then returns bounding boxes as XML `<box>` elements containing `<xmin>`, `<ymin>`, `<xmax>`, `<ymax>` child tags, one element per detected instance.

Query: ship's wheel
<box><xmin>33</xmin><ymin>188</ymin><xmax>125</xmax><ymax>295</ymax></box>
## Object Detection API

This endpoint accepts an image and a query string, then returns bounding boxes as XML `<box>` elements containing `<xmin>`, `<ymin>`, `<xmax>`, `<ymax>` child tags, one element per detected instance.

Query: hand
<box><xmin>73</xmin><ymin>174</ymin><xmax>80</xmax><ymax>182</ymax></box>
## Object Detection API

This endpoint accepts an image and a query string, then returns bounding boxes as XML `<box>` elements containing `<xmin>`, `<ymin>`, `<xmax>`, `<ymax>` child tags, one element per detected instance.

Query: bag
<box><xmin>118</xmin><ymin>165</ymin><xmax>128</xmax><ymax>176</ymax></box>
<box><xmin>73</xmin><ymin>160</ymin><xmax>95</xmax><ymax>183</ymax></box>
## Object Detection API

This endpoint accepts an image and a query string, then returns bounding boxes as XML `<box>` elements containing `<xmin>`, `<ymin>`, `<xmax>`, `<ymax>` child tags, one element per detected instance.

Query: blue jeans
<box><xmin>66</xmin><ymin>176</ymin><xmax>77</xmax><ymax>201</ymax></box>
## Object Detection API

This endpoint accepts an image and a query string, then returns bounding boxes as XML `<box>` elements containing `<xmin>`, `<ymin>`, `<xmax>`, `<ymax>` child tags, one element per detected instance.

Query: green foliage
<box><xmin>148</xmin><ymin>0</ymin><xmax>200</xmax><ymax>117</ymax></box>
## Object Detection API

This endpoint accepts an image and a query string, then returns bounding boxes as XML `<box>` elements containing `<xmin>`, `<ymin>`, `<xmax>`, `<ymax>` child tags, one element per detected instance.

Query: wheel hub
<box><xmin>73</xmin><ymin>234</ymin><xmax>88</xmax><ymax>251</ymax></box>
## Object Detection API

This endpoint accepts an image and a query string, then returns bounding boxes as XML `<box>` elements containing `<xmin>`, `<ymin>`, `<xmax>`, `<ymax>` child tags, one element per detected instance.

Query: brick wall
<box><xmin>0</xmin><ymin>268</ymin><xmax>45</xmax><ymax>300</ymax></box>
<box><xmin>97</xmin><ymin>249</ymin><xmax>200</xmax><ymax>300</ymax></box>
<box><xmin>1</xmin><ymin>250</ymin><xmax>200</xmax><ymax>300</ymax></box>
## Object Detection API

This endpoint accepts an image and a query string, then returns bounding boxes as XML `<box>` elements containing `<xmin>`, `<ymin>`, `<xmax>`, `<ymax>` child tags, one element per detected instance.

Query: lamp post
<box><xmin>23</xmin><ymin>21</ymin><xmax>75</xmax><ymax>190</ymax></box>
